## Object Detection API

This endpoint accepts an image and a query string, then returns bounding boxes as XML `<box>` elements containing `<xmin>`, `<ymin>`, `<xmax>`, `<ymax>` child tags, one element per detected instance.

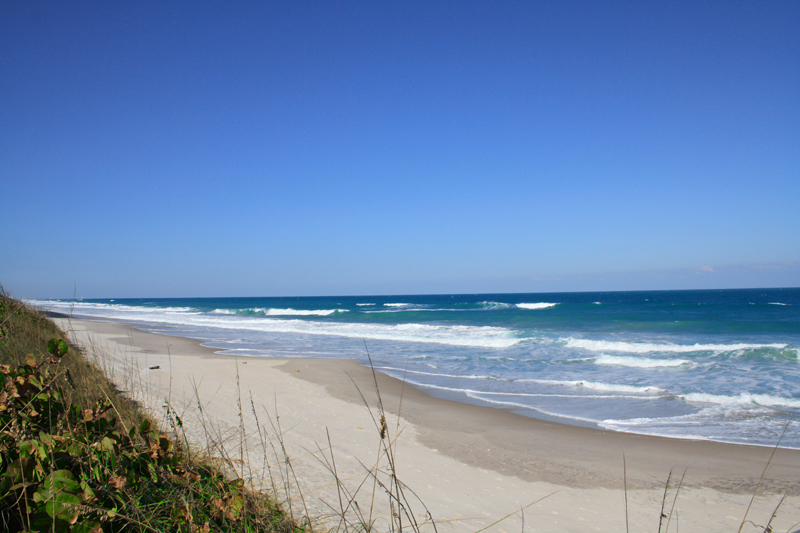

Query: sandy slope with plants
<box><xmin>54</xmin><ymin>317</ymin><xmax>800</xmax><ymax>533</ymax></box>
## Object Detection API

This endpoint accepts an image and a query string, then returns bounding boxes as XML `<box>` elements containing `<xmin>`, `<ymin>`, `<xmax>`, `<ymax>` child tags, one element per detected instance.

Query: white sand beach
<box><xmin>53</xmin><ymin>317</ymin><xmax>800</xmax><ymax>533</ymax></box>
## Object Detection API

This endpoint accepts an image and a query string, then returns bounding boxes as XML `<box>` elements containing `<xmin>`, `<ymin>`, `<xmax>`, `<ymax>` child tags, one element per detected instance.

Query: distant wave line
<box><xmin>565</xmin><ymin>337</ymin><xmax>788</xmax><ymax>354</ymax></box>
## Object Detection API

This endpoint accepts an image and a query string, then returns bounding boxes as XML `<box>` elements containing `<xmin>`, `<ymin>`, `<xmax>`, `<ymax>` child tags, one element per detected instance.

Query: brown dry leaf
<box><xmin>108</xmin><ymin>475</ymin><xmax>126</xmax><ymax>490</ymax></box>
<box><xmin>211</xmin><ymin>498</ymin><xmax>236</xmax><ymax>520</ymax></box>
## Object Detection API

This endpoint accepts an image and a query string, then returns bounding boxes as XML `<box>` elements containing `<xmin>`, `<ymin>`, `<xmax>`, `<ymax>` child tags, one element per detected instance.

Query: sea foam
<box><xmin>479</xmin><ymin>301</ymin><xmax>514</xmax><ymax>310</ymax></box>
<box><xmin>259</xmin><ymin>308</ymin><xmax>344</xmax><ymax>316</ymax></box>
<box><xmin>517</xmin><ymin>378</ymin><xmax>665</xmax><ymax>394</ymax></box>
<box><xmin>564</xmin><ymin>338</ymin><xmax>788</xmax><ymax>354</ymax></box>
<box><xmin>679</xmin><ymin>392</ymin><xmax>800</xmax><ymax>409</ymax></box>
<box><xmin>594</xmin><ymin>354</ymin><xmax>690</xmax><ymax>368</ymax></box>
<box><xmin>516</xmin><ymin>302</ymin><xmax>558</xmax><ymax>310</ymax></box>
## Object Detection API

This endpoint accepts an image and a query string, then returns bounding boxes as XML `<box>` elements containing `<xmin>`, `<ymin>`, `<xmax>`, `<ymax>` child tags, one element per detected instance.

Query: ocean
<box><xmin>31</xmin><ymin>288</ymin><xmax>800</xmax><ymax>449</ymax></box>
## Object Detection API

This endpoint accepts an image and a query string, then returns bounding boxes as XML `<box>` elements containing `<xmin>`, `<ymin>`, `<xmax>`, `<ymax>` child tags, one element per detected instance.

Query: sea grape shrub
<box><xmin>0</xmin><ymin>335</ymin><xmax>251</xmax><ymax>532</ymax></box>
<box><xmin>0</xmin><ymin>338</ymin><xmax>113</xmax><ymax>532</ymax></box>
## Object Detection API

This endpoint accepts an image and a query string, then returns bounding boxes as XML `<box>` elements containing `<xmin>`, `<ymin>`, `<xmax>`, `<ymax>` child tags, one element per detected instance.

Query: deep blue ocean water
<box><xmin>33</xmin><ymin>288</ymin><xmax>800</xmax><ymax>448</ymax></box>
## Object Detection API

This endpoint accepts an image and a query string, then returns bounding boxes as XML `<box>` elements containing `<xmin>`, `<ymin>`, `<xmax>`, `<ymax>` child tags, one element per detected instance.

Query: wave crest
<box><xmin>564</xmin><ymin>338</ymin><xmax>788</xmax><ymax>354</ymax></box>
<box><xmin>594</xmin><ymin>355</ymin><xmax>690</xmax><ymax>368</ymax></box>
<box><xmin>680</xmin><ymin>392</ymin><xmax>800</xmax><ymax>409</ymax></box>
<box><xmin>516</xmin><ymin>302</ymin><xmax>558</xmax><ymax>310</ymax></box>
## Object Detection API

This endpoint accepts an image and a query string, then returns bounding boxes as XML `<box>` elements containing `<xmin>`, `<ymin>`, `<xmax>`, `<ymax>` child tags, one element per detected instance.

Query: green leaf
<box><xmin>98</xmin><ymin>436</ymin><xmax>115</xmax><ymax>453</ymax></box>
<box><xmin>39</xmin><ymin>471</ymin><xmax>81</xmax><ymax>524</ymax></box>
<box><xmin>228</xmin><ymin>494</ymin><xmax>245</xmax><ymax>519</ymax></box>
<box><xmin>40</xmin><ymin>469</ymin><xmax>80</xmax><ymax>497</ymax></box>
<box><xmin>5</xmin><ymin>457</ymin><xmax>34</xmax><ymax>485</ymax></box>
<box><xmin>147</xmin><ymin>462</ymin><xmax>158</xmax><ymax>483</ymax></box>
<box><xmin>32</xmin><ymin>512</ymin><xmax>73</xmax><ymax>533</ymax></box>
<box><xmin>47</xmin><ymin>339</ymin><xmax>68</xmax><ymax>357</ymax></box>
<box><xmin>29</xmin><ymin>375</ymin><xmax>43</xmax><ymax>389</ymax></box>
<box><xmin>18</xmin><ymin>440</ymin><xmax>34</xmax><ymax>457</ymax></box>
<box><xmin>45</xmin><ymin>492</ymin><xmax>81</xmax><ymax>523</ymax></box>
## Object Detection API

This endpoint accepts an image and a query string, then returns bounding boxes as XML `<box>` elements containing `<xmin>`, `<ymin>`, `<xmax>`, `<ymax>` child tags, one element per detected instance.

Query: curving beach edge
<box><xmin>52</xmin><ymin>316</ymin><xmax>800</xmax><ymax>533</ymax></box>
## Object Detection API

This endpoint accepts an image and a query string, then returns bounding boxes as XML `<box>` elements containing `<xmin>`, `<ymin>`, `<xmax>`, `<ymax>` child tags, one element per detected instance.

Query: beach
<box><xmin>50</xmin><ymin>315</ymin><xmax>800</xmax><ymax>533</ymax></box>
<box><xmin>34</xmin><ymin>292</ymin><xmax>800</xmax><ymax>450</ymax></box>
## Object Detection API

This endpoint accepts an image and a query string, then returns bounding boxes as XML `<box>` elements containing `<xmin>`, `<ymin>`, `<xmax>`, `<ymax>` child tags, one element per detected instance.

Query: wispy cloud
<box><xmin>747</xmin><ymin>260</ymin><xmax>800</xmax><ymax>271</ymax></box>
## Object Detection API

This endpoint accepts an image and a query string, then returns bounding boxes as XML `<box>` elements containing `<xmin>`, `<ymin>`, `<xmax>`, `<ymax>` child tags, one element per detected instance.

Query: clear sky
<box><xmin>2</xmin><ymin>1</ymin><xmax>798</xmax><ymax>298</ymax></box>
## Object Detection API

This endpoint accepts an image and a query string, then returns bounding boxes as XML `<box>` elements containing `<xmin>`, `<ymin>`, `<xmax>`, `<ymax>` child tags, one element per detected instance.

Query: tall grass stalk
<box><xmin>738</xmin><ymin>417</ymin><xmax>793</xmax><ymax>533</ymax></box>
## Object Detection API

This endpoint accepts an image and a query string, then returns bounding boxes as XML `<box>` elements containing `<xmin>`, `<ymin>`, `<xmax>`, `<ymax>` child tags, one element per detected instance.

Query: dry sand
<box><xmin>52</xmin><ymin>316</ymin><xmax>800</xmax><ymax>533</ymax></box>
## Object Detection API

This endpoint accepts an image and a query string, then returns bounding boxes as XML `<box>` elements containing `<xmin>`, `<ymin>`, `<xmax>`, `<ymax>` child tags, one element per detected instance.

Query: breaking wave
<box><xmin>564</xmin><ymin>338</ymin><xmax>787</xmax><ymax>354</ymax></box>
<box><xmin>516</xmin><ymin>302</ymin><xmax>558</xmax><ymax>310</ymax></box>
<box><xmin>594</xmin><ymin>354</ymin><xmax>691</xmax><ymax>368</ymax></box>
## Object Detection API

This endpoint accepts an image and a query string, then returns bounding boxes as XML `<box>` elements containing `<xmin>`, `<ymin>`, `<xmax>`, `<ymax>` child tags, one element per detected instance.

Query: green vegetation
<box><xmin>0</xmin><ymin>294</ymin><xmax>305</xmax><ymax>533</ymax></box>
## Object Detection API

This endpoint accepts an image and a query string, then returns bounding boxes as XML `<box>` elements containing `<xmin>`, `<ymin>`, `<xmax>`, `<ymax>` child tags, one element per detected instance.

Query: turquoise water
<box><xmin>33</xmin><ymin>288</ymin><xmax>800</xmax><ymax>448</ymax></box>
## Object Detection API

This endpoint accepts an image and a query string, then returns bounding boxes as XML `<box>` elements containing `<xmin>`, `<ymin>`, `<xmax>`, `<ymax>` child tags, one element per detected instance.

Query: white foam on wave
<box><xmin>356</xmin><ymin>303</ymin><xmax>375</xmax><ymax>306</ymax></box>
<box><xmin>564</xmin><ymin>337</ymin><xmax>788</xmax><ymax>354</ymax></box>
<box><xmin>376</xmin><ymin>366</ymin><xmax>498</xmax><ymax>381</ymax></box>
<box><xmin>235</xmin><ymin>318</ymin><xmax>516</xmax><ymax>348</ymax></box>
<box><xmin>479</xmin><ymin>301</ymin><xmax>513</xmax><ymax>310</ymax></box>
<box><xmin>393</xmin><ymin>380</ymin><xmax>664</xmax><ymax>403</ymax></box>
<box><xmin>212</xmin><ymin>307</ymin><xmax>345</xmax><ymax>316</ymax></box>
<box><xmin>517</xmin><ymin>377</ymin><xmax>664</xmax><ymax>394</ymax></box>
<box><xmin>369</xmin><ymin>304</ymin><xmax>512</xmax><ymax>313</ymax></box>
<box><xmin>769</xmin><ymin>302</ymin><xmax>789</xmax><ymax>306</ymax></box>
<box><xmin>258</xmin><ymin>308</ymin><xmax>345</xmax><ymax>316</ymax></box>
<box><xmin>598</xmin><ymin>408</ymin><xmax>800</xmax><ymax>449</ymax></box>
<box><xmin>384</xmin><ymin>303</ymin><xmax>411</xmax><ymax>307</ymax></box>
<box><xmin>516</xmin><ymin>302</ymin><xmax>558</xmax><ymax>310</ymax></box>
<box><xmin>679</xmin><ymin>392</ymin><xmax>800</xmax><ymax>409</ymax></box>
<box><xmin>377</xmin><ymin>366</ymin><xmax>671</xmax><ymax>398</ymax></box>
<box><xmin>468</xmin><ymin>395</ymin><xmax>599</xmax><ymax>422</ymax></box>
<box><xmin>28</xmin><ymin>300</ymin><xmax>198</xmax><ymax>315</ymax></box>
<box><xmin>594</xmin><ymin>354</ymin><xmax>691</xmax><ymax>368</ymax></box>
<box><xmin>36</xmin><ymin>300</ymin><xmax>523</xmax><ymax>349</ymax></box>
<box><xmin>362</xmin><ymin>308</ymin><xmax>440</xmax><ymax>314</ymax></box>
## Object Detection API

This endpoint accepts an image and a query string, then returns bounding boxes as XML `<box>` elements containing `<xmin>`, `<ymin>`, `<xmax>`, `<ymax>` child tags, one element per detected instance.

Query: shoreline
<box><xmin>49</xmin><ymin>314</ymin><xmax>800</xmax><ymax>532</ymax></box>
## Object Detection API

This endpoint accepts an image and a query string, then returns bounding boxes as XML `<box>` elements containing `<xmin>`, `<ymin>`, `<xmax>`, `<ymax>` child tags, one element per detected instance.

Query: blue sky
<box><xmin>2</xmin><ymin>1</ymin><xmax>798</xmax><ymax>298</ymax></box>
